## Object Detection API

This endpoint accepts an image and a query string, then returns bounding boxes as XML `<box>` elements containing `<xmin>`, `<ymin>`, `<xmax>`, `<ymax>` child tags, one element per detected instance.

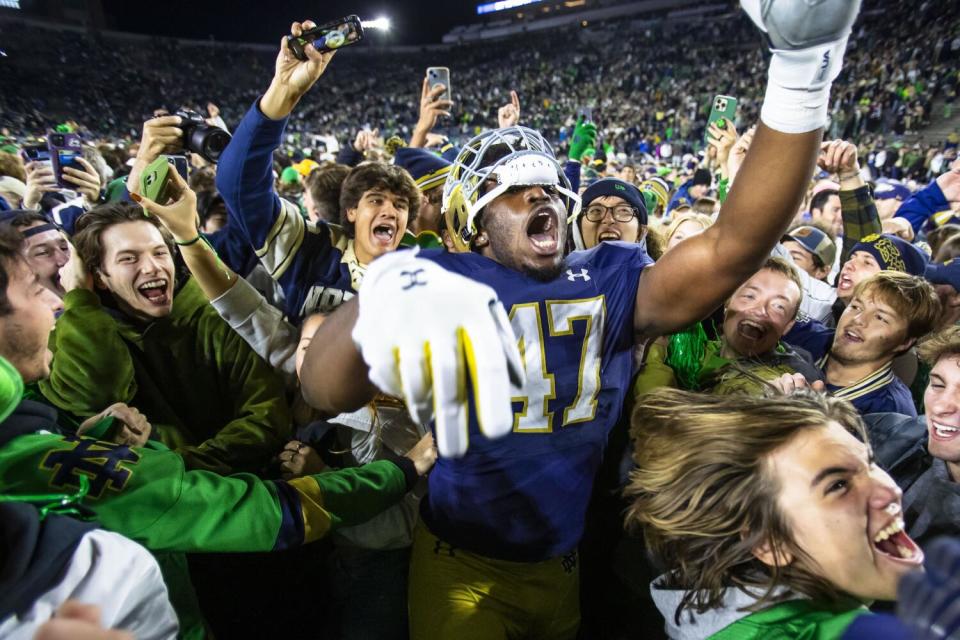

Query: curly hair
<box><xmin>338</xmin><ymin>163</ymin><xmax>420</xmax><ymax>238</ymax></box>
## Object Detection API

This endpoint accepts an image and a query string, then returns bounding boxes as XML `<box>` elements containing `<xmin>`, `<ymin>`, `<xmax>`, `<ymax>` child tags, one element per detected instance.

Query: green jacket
<box><xmin>711</xmin><ymin>600</ymin><xmax>866</xmax><ymax>639</ymax></box>
<box><xmin>0</xmin><ymin>397</ymin><xmax>415</xmax><ymax>640</ymax></box>
<box><xmin>41</xmin><ymin>279</ymin><xmax>291</xmax><ymax>474</ymax></box>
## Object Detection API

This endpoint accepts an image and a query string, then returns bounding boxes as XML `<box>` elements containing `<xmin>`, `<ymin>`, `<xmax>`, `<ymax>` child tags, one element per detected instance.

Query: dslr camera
<box><xmin>174</xmin><ymin>108</ymin><xmax>231</xmax><ymax>163</ymax></box>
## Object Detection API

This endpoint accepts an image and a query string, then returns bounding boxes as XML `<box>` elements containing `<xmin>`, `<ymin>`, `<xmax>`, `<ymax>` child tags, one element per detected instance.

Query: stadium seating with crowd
<box><xmin>3</xmin><ymin>0</ymin><xmax>960</xmax><ymax>639</ymax></box>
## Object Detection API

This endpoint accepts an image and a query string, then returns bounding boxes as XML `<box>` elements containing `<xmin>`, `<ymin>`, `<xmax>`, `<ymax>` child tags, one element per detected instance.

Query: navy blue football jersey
<box><xmin>419</xmin><ymin>241</ymin><xmax>651</xmax><ymax>562</ymax></box>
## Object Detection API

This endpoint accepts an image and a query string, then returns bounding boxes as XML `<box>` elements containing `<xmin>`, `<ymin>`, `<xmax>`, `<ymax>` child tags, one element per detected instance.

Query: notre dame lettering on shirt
<box><xmin>39</xmin><ymin>436</ymin><xmax>140</xmax><ymax>498</ymax></box>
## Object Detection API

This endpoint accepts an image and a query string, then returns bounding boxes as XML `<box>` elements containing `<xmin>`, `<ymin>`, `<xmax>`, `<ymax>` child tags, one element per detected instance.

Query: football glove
<box><xmin>352</xmin><ymin>250</ymin><xmax>524</xmax><ymax>458</ymax></box>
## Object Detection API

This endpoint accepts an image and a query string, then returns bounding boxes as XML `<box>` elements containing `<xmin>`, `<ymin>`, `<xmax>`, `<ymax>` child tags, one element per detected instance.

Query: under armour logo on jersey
<box><xmin>566</xmin><ymin>268</ymin><xmax>590</xmax><ymax>282</ymax></box>
<box><xmin>561</xmin><ymin>551</ymin><xmax>578</xmax><ymax>575</ymax></box>
<box><xmin>400</xmin><ymin>269</ymin><xmax>427</xmax><ymax>290</ymax></box>
<box><xmin>816</xmin><ymin>50</ymin><xmax>831</xmax><ymax>82</ymax></box>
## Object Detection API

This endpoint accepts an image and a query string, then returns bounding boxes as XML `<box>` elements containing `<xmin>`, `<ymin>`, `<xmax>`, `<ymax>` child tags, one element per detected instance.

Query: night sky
<box><xmin>100</xmin><ymin>0</ymin><xmax>481</xmax><ymax>46</ymax></box>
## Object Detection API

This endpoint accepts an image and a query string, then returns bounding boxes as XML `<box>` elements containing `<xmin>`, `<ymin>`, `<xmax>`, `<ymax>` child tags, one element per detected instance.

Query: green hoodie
<box><xmin>40</xmin><ymin>278</ymin><xmax>291</xmax><ymax>474</ymax></box>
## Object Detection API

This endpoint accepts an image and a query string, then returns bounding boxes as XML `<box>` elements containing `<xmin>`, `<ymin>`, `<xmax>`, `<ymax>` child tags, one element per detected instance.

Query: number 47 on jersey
<box><xmin>508</xmin><ymin>296</ymin><xmax>606</xmax><ymax>433</ymax></box>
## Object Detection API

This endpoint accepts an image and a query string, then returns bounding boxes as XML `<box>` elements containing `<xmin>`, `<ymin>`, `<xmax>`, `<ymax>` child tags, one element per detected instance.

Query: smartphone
<box><xmin>288</xmin><ymin>15</ymin><xmax>364</xmax><ymax>61</ymax></box>
<box><xmin>704</xmin><ymin>95</ymin><xmax>737</xmax><ymax>145</ymax></box>
<box><xmin>48</xmin><ymin>132</ymin><xmax>83</xmax><ymax>189</ymax></box>
<box><xmin>140</xmin><ymin>155</ymin><xmax>177</xmax><ymax>206</ymax></box>
<box><xmin>577</xmin><ymin>105</ymin><xmax>593</xmax><ymax>123</ymax></box>
<box><xmin>21</xmin><ymin>144</ymin><xmax>51</xmax><ymax>165</ymax></box>
<box><xmin>426</xmin><ymin>67</ymin><xmax>451</xmax><ymax>101</ymax></box>
<box><xmin>167</xmin><ymin>154</ymin><xmax>190</xmax><ymax>181</ymax></box>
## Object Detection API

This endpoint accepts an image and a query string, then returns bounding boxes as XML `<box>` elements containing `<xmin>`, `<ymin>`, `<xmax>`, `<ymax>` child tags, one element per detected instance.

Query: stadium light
<box><xmin>362</xmin><ymin>17</ymin><xmax>391</xmax><ymax>31</ymax></box>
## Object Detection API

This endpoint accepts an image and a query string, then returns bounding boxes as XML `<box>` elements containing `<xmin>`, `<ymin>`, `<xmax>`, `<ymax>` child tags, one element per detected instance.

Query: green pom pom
<box><xmin>666</xmin><ymin>322</ymin><xmax>709</xmax><ymax>390</ymax></box>
<box><xmin>0</xmin><ymin>355</ymin><xmax>24</xmax><ymax>423</ymax></box>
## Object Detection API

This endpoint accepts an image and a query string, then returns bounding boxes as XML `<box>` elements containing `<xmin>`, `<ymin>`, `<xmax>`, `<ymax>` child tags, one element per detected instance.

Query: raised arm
<box><xmin>809</xmin><ymin>138</ymin><xmax>883</xmax><ymax>261</ymax></box>
<box><xmin>634</xmin><ymin>0</ymin><xmax>860</xmax><ymax>337</ymax></box>
<box><xmin>214</xmin><ymin>20</ymin><xmax>334</xmax><ymax>286</ymax></box>
<box><xmin>894</xmin><ymin>158</ymin><xmax>960</xmax><ymax>234</ymax></box>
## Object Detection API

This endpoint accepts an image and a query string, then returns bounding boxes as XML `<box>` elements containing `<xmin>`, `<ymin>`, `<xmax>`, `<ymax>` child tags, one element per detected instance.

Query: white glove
<box><xmin>742</xmin><ymin>0</ymin><xmax>861</xmax><ymax>133</ymax></box>
<box><xmin>352</xmin><ymin>250</ymin><xmax>525</xmax><ymax>458</ymax></box>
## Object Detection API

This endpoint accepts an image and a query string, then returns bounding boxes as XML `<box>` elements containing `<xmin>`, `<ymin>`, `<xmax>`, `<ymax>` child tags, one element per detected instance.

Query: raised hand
<box><xmin>706</xmin><ymin>118</ymin><xmax>738</xmax><ymax>176</ymax></box>
<box><xmin>498</xmin><ymin>90</ymin><xmax>521</xmax><ymax>128</ymax></box>
<box><xmin>741</xmin><ymin>0</ymin><xmax>860</xmax><ymax>133</ymax></box>
<box><xmin>262</xmin><ymin>20</ymin><xmax>337</xmax><ymax>120</ymax></box>
<box><xmin>818</xmin><ymin>139</ymin><xmax>860</xmax><ymax>177</ymax></box>
<box><xmin>129</xmin><ymin>170</ymin><xmax>200</xmax><ymax>242</ymax></box>
<box><xmin>411</xmin><ymin>78</ymin><xmax>454</xmax><ymax>148</ymax></box>
<box><xmin>726</xmin><ymin>125</ymin><xmax>755</xmax><ymax>183</ymax></box>
<box><xmin>128</xmin><ymin>115</ymin><xmax>184</xmax><ymax>195</ymax></box>
<box><xmin>568</xmin><ymin>117</ymin><xmax>597</xmax><ymax>163</ymax></box>
<box><xmin>23</xmin><ymin>161</ymin><xmax>59</xmax><ymax>209</ymax></box>
<box><xmin>61</xmin><ymin>157</ymin><xmax>102</xmax><ymax>205</ymax></box>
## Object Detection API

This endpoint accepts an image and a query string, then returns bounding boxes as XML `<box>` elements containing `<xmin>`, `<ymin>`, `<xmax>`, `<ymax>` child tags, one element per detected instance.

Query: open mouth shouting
<box><xmin>837</xmin><ymin>274</ymin><xmax>855</xmax><ymax>293</ymax></box>
<box><xmin>736</xmin><ymin>319</ymin><xmax>768</xmax><ymax>342</ymax></box>
<box><xmin>597</xmin><ymin>226</ymin><xmax>622</xmax><ymax>243</ymax></box>
<box><xmin>137</xmin><ymin>278</ymin><xmax>170</xmax><ymax>307</ymax></box>
<box><xmin>526</xmin><ymin>207</ymin><xmax>560</xmax><ymax>256</ymax></box>
<box><xmin>371</xmin><ymin>219</ymin><xmax>398</xmax><ymax>251</ymax></box>
<box><xmin>871</xmin><ymin>516</ymin><xmax>924</xmax><ymax>566</ymax></box>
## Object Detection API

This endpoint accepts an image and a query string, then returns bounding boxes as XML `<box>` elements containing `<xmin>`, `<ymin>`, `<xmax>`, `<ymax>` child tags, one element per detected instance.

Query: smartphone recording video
<box><xmin>288</xmin><ymin>15</ymin><xmax>364</xmax><ymax>61</ymax></box>
<box><xmin>47</xmin><ymin>133</ymin><xmax>83</xmax><ymax>189</ymax></box>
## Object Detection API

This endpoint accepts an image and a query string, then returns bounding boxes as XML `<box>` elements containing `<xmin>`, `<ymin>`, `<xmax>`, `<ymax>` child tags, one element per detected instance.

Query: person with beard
<box><xmin>638</xmin><ymin>258</ymin><xmax>822</xmax><ymax>396</ymax></box>
<box><xmin>38</xmin><ymin>203</ymin><xmax>292</xmax><ymax>475</ymax></box>
<box><xmin>294</xmin><ymin>0</ymin><xmax>862</xmax><ymax>634</ymax></box>
<box><xmin>795</xmin><ymin>271</ymin><xmax>940</xmax><ymax>416</ymax></box>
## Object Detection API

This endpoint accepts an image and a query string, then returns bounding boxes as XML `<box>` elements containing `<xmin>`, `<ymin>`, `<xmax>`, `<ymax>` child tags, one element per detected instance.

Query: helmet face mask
<box><xmin>442</xmin><ymin>126</ymin><xmax>581</xmax><ymax>253</ymax></box>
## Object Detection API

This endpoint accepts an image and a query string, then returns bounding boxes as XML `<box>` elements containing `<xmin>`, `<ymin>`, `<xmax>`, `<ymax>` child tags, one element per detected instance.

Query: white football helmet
<box><xmin>441</xmin><ymin>126</ymin><xmax>581</xmax><ymax>252</ymax></box>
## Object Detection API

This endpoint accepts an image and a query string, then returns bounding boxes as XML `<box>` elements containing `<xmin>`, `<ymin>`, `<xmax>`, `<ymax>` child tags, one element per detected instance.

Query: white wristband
<box><xmin>760</xmin><ymin>37</ymin><xmax>849</xmax><ymax>134</ymax></box>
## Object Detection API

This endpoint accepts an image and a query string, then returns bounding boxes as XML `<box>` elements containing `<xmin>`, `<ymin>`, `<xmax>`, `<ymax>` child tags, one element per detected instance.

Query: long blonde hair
<box><xmin>624</xmin><ymin>389</ymin><xmax>868</xmax><ymax>622</ymax></box>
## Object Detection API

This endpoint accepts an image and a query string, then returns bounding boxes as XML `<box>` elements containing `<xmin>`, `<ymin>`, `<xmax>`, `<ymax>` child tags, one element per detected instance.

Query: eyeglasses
<box><xmin>584</xmin><ymin>204</ymin><xmax>638</xmax><ymax>223</ymax></box>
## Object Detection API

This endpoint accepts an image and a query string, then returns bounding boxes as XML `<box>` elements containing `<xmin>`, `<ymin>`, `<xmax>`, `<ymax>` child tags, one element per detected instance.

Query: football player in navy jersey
<box><xmin>295</xmin><ymin>1</ymin><xmax>862</xmax><ymax>636</ymax></box>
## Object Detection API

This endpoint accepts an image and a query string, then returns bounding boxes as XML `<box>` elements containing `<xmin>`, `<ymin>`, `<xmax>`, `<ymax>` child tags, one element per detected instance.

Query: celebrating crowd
<box><xmin>3</xmin><ymin>0</ymin><xmax>960</xmax><ymax>639</ymax></box>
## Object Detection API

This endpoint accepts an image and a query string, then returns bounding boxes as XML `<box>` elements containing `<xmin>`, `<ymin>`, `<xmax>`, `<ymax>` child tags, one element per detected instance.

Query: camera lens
<box><xmin>202</xmin><ymin>129</ymin><xmax>231</xmax><ymax>161</ymax></box>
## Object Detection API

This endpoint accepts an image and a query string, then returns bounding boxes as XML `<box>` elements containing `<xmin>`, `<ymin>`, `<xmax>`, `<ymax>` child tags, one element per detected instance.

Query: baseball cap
<box><xmin>783</xmin><ymin>226</ymin><xmax>837</xmax><ymax>267</ymax></box>
<box><xmin>874</xmin><ymin>179</ymin><xmax>911</xmax><ymax>201</ymax></box>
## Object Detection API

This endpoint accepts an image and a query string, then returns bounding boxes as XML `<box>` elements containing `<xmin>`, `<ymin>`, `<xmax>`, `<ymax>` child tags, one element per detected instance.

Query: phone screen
<box><xmin>293</xmin><ymin>17</ymin><xmax>363</xmax><ymax>58</ymax></box>
<box><xmin>23</xmin><ymin>146</ymin><xmax>51</xmax><ymax>163</ymax></box>
<box><xmin>167</xmin><ymin>155</ymin><xmax>190</xmax><ymax>180</ymax></box>
<box><xmin>56</xmin><ymin>149</ymin><xmax>80</xmax><ymax>171</ymax></box>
